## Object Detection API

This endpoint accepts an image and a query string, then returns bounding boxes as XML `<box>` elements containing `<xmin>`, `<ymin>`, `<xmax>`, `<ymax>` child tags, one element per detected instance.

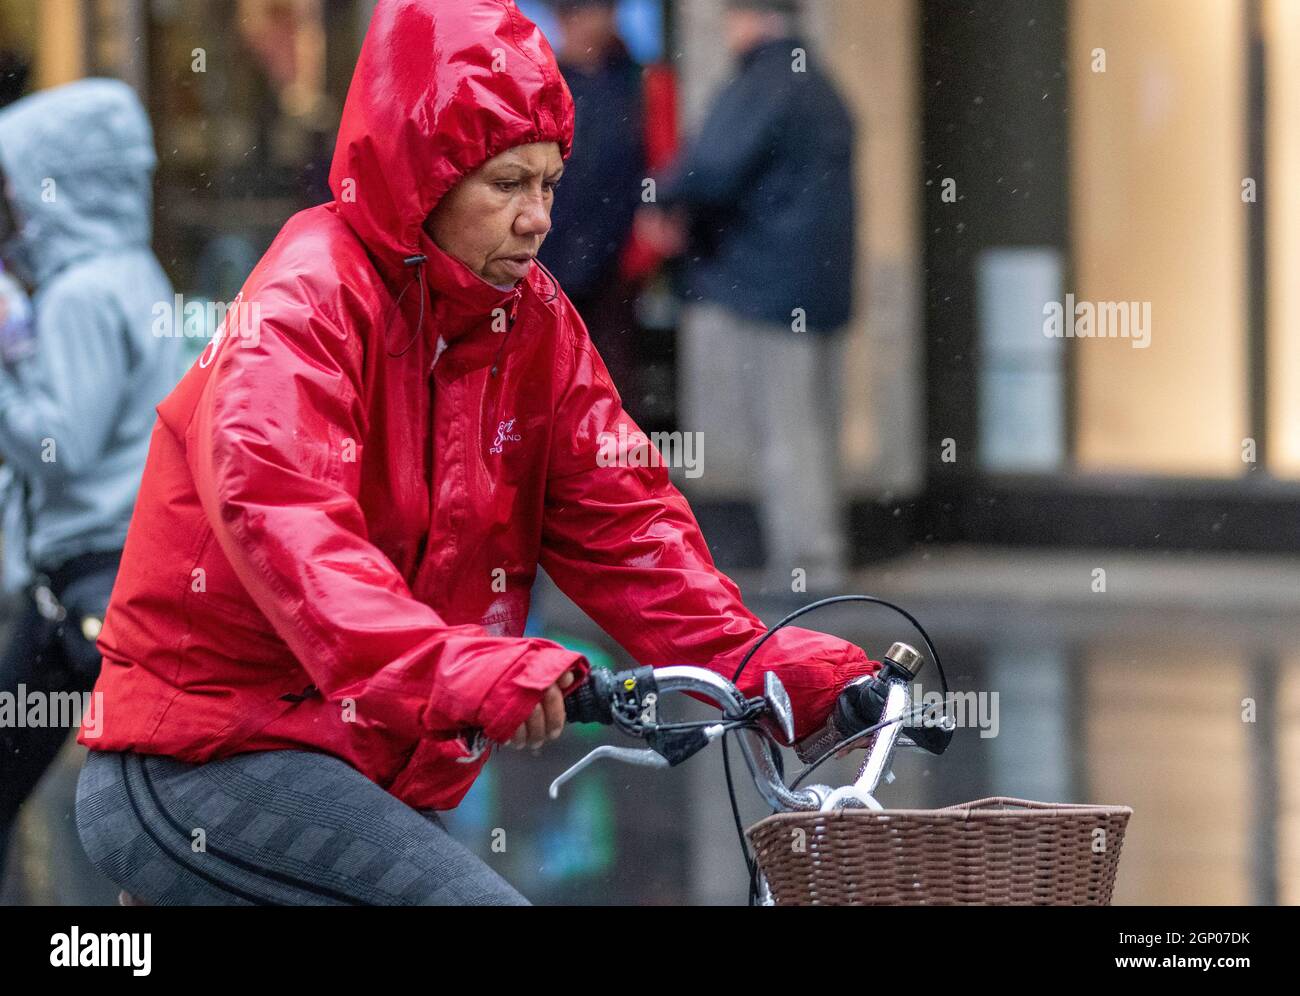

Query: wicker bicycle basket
<box><xmin>746</xmin><ymin>797</ymin><xmax>1132</xmax><ymax>906</ymax></box>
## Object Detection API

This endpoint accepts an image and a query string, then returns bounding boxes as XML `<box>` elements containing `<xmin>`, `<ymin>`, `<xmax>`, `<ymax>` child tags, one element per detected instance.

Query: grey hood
<box><xmin>0</xmin><ymin>78</ymin><xmax>156</xmax><ymax>287</ymax></box>
<box><xmin>0</xmin><ymin>78</ymin><xmax>179</xmax><ymax>590</ymax></box>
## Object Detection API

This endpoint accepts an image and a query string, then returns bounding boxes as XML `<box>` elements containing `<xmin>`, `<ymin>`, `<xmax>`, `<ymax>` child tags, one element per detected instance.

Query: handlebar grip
<box><xmin>564</xmin><ymin>669</ymin><xmax>614</xmax><ymax>725</ymax></box>
<box><xmin>792</xmin><ymin>716</ymin><xmax>852</xmax><ymax>764</ymax></box>
<box><xmin>563</xmin><ymin>665</ymin><xmax>658</xmax><ymax>726</ymax></box>
<box><xmin>793</xmin><ymin>676</ymin><xmax>883</xmax><ymax>764</ymax></box>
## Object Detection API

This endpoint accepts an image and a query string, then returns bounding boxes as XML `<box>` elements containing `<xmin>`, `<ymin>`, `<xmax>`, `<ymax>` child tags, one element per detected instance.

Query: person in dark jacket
<box><xmin>538</xmin><ymin>0</ymin><xmax>647</xmax><ymax>408</ymax></box>
<box><xmin>649</xmin><ymin>0</ymin><xmax>857</xmax><ymax>592</ymax></box>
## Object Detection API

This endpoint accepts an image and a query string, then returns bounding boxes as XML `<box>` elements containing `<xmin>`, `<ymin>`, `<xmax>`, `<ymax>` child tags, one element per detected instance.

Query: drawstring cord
<box><xmin>386</xmin><ymin>254</ymin><xmax>429</xmax><ymax>358</ymax></box>
<box><xmin>535</xmin><ymin>257</ymin><xmax>561</xmax><ymax>305</ymax></box>
<box><xmin>388</xmin><ymin>253</ymin><xmax>558</xmax><ymax>372</ymax></box>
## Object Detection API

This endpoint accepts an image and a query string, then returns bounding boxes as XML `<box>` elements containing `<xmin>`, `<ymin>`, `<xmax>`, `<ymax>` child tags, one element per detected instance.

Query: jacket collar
<box><xmin>400</xmin><ymin>232</ymin><xmax>533</xmax><ymax>374</ymax></box>
<box><xmin>413</xmin><ymin>234</ymin><xmax>528</xmax><ymax>359</ymax></box>
<box><xmin>739</xmin><ymin>35</ymin><xmax>803</xmax><ymax>72</ymax></box>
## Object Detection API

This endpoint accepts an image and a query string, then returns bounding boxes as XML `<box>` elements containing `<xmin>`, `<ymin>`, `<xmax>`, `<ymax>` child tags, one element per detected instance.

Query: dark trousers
<box><xmin>0</xmin><ymin>550</ymin><xmax>119</xmax><ymax>871</ymax></box>
<box><xmin>77</xmin><ymin>749</ymin><xmax>530</xmax><ymax>905</ymax></box>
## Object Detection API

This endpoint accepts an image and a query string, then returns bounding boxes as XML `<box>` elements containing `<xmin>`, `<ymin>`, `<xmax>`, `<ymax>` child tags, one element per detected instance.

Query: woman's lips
<box><xmin>496</xmin><ymin>256</ymin><xmax>533</xmax><ymax>280</ymax></box>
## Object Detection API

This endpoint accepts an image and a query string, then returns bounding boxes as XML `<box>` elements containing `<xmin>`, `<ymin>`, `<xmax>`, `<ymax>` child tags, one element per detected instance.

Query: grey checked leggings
<box><xmin>75</xmin><ymin>749</ymin><xmax>530</xmax><ymax>905</ymax></box>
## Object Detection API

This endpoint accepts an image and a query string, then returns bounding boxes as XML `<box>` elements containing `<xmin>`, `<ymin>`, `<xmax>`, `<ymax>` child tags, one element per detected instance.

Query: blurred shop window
<box><xmin>147</xmin><ymin>0</ymin><xmax>342</xmax><ymax>295</ymax></box>
<box><xmin>1068</xmin><ymin>0</ymin><xmax>1246</xmax><ymax>477</ymax></box>
<box><xmin>0</xmin><ymin>1</ymin><xmax>39</xmax><ymax>101</ymax></box>
<box><xmin>1265</xmin><ymin>0</ymin><xmax>1300</xmax><ymax>479</ymax></box>
<box><xmin>86</xmin><ymin>0</ymin><xmax>148</xmax><ymax>92</ymax></box>
<box><xmin>236</xmin><ymin>0</ymin><xmax>331</xmax><ymax>182</ymax></box>
<box><xmin>975</xmin><ymin>248</ymin><xmax>1065</xmax><ymax>473</ymax></box>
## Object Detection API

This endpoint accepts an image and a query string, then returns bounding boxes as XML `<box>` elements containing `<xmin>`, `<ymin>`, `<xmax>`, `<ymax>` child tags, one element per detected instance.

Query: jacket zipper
<box><xmin>486</xmin><ymin>286</ymin><xmax>524</xmax><ymax>446</ymax></box>
<box><xmin>489</xmin><ymin>285</ymin><xmax>523</xmax><ymax>378</ymax></box>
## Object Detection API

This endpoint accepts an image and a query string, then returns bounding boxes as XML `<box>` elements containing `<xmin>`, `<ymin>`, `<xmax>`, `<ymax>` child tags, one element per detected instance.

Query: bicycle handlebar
<box><xmin>552</xmin><ymin>643</ymin><xmax>952</xmax><ymax>813</ymax></box>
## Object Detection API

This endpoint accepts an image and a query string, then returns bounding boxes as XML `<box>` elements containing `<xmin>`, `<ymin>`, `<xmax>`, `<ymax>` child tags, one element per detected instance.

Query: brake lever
<box><xmin>548</xmin><ymin>745</ymin><xmax>671</xmax><ymax>799</ymax></box>
<box><xmin>550</xmin><ymin>669</ymin><xmax>799</xmax><ymax>802</ymax></box>
<box><xmin>548</xmin><ymin>717</ymin><xmax>737</xmax><ymax>798</ymax></box>
<box><xmin>901</xmin><ymin>715</ymin><xmax>955</xmax><ymax>755</ymax></box>
<box><xmin>757</xmin><ymin>671</ymin><xmax>796</xmax><ymax>745</ymax></box>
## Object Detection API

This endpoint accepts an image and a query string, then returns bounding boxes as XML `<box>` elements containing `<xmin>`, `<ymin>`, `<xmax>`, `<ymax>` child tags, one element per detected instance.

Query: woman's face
<box><xmin>424</xmin><ymin>141</ymin><xmax>564</xmax><ymax>287</ymax></box>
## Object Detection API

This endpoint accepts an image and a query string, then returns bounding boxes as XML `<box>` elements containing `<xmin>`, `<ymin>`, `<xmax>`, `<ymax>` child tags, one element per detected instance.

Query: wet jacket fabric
<box><xmin>80</xmin><ymin>0</ymin><xmax>876</xmax><ymax>811</ymax></box>
<box><xmin>660</xmin><ymin>36</ymin><xmax>857</xmax><ymax>334</ymax></box>
<box><xmin>0</xmin><ymin>79</ymin><xmax>182</xmax><ymax>590</ymax></box>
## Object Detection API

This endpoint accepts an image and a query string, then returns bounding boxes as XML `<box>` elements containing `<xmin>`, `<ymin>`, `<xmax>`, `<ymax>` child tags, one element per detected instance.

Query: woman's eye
<box><xmin>495</xmin><ymin>181</ymin><xmax>520</xmax><ymax>192</ymax></box>
<box><xmin>545</xmin><ymin>181</ymin><xmax>560</xmax><ymax>194</ymax></box>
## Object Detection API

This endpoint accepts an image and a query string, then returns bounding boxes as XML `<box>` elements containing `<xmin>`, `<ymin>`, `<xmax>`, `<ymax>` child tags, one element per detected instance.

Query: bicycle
<box><xmin>110</xmin><ymin>596</ymin><xmax>1130</xmax><ymax>906</ymax></box>
<box><xmin>549</xmin><ymin>596</ymin><xmax>1132</xmax><ymax>906</ymax></box>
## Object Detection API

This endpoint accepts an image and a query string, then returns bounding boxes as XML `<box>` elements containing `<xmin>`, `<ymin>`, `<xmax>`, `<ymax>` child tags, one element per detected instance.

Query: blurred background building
<box><xmin>0</xmin><ymin>0</ymin><xmax>1297</xmax><ymax>905</ymax></box>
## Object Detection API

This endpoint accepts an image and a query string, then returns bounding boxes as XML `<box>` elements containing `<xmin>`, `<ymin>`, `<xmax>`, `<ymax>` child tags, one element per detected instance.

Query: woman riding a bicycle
<box><xmin>74</xmin><ymin>0</ymin><xmax>876</xmax><ymax>905</ymax></box>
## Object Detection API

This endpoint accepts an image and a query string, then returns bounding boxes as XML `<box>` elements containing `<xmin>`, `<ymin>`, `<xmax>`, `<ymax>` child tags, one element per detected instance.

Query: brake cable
<box><xmin>731</xmin><ymin>594</ymin><xmax>948</xmax><ymax>696</ymax></box>
<box><xmin>722</xmin><ymin>593</ymin><xmax>949</xmax><ymax>906</ymax></box>
<box><xmin>789</xmin><ymin>703</ymin><xmax>940</xmax><ymax>790</ymax></box>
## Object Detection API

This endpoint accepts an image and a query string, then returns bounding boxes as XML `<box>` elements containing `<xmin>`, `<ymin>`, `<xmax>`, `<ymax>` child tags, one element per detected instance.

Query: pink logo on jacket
<box><xmin>489</xmin><ymin>418</ymin><xmax>521</xmax><ymax>454</ymax></box>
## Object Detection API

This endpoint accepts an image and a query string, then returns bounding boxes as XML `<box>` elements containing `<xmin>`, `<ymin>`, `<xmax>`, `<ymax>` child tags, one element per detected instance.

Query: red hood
<box><xmin>328</xmin><ymin>0</ymin><xmax>575</xmax><ymax>285</ymax></box>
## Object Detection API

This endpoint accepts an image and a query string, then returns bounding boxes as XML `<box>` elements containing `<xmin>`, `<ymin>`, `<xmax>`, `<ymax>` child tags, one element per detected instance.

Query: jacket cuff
<box><xmin>835</xmin><ymin>646</ymin><xmax>881</xmax><ymax>686</ymax></box>
<box><xmin>476</xmin><ymin>643</ymin><xmax>591</xmax><ymax>744</ymax></box>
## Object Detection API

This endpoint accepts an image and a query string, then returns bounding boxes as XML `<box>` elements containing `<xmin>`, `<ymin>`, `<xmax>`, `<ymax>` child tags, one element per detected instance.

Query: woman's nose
<box><xmin>515</xmin><ymin>197</ymin><xmax>552</xmax><ymax>238</ymax></box>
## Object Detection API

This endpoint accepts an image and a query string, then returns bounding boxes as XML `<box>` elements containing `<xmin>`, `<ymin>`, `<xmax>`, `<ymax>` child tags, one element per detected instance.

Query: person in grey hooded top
<box><xmin>0</xmin><ymin>78</ymin><xmax>183</xmax><ymax>874</ymax></box>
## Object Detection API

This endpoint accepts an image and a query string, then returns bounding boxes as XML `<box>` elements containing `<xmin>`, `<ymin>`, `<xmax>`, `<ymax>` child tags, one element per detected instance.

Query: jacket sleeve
<box><xmin>0</xmin><ymin>276</ymin><xmax>129</xmax><ymax>479</ymax></box>
<box><xmin>540</xmin><ymin>319</ymin><xmax>875</xmax><ymax>741</ymax></box>
<box><xmin>658</xmin><ymin>70</ymin><xmax>789</xmax><ymax>210</ymax></box>
<box><xmin>189</xmin><ymin>293</ymin><xmax>587</xmax><ymax>745</ymax></box>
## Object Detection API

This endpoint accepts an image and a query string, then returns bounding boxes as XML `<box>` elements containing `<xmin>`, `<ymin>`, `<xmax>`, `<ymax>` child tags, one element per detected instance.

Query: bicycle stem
<box><xmin>655</xmin><ymin>665</ymin><xmax>917</xmax><ymax>812</ymax></box>
<box><xmin>652</xmin><ymin>667</ymin><xmax>824</xmax><ymax>810</ymax></box>
<box><xmin>818</xmin><ymin>677</ymin><xmax>911</xmax><ymax>811</ymax></box>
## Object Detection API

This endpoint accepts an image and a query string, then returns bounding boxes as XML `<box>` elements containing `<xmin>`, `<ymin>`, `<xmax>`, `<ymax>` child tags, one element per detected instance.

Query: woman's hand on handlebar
<box><xmin>506</xmin><ymin>670</ymin><xmax>577</xmax><ymax>750</ymax></box>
